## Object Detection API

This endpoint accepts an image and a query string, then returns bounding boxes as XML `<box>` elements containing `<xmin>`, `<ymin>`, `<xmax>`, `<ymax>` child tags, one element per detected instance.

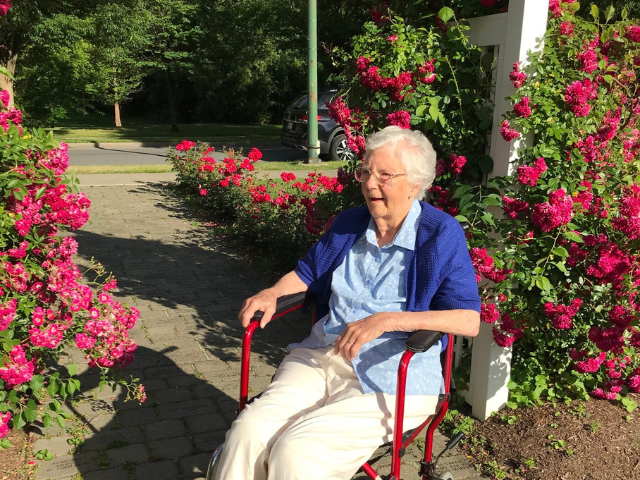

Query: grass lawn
<box><xmin>51</xmin><ymin>114</ymin><xmax>281</xmax><ymax>144</ymax></box>
<box><xmin>67</xmin><ymin>160</ymin><xmax>344</xmax><ymax>175</ymax></box>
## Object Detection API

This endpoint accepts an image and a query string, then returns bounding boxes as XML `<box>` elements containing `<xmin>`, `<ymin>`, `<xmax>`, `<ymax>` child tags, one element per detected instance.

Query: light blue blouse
<box><xmin>289</xmin><ymin>200</ymin><xmax>444</xmax><ymax>395</ymax></box>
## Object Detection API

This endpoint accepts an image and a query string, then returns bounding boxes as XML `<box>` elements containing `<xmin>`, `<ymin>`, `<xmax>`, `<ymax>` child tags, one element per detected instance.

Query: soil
<box><xmin>0</xmin><ymin>428</ymin><xmax>36</xmax><ymax>480</ymax></box>
<box><xmin>453</xmin><ymin>394</ymin><xmax>640</xmax><ymax>480</ymax></box>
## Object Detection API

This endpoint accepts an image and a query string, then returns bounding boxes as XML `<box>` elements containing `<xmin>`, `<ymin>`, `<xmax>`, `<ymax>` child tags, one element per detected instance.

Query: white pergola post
<box><xmin>462</xmin><ymin>1</ymin><xmax>549</xmax><ymax>421</ymax></box>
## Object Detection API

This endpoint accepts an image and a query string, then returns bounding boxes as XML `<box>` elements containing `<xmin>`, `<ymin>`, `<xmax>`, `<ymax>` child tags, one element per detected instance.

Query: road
<box><xmin>68</xmin><ymin>143</ymin><xmax>306</xmax><ymax>166</ymax></box>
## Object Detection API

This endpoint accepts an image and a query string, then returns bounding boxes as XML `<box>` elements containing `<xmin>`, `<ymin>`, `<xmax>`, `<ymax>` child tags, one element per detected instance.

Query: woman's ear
<box><xmin>409</xmin><ymin>182</ymin><xmax>420</xmax><ymax>199</ymax></box>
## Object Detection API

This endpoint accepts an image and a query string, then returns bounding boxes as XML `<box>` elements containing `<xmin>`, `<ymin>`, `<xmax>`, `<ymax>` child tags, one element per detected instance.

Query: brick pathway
<box><xmin>32</xmin><ymin>180</ymin><xmax>484</xmax><ymax>480</ymax></box>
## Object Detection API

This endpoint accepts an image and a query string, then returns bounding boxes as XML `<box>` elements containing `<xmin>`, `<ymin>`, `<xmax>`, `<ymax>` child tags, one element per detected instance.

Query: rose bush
<box><xmin>326</xmin><ymin>2</ymin><xmax>640</xmax><ymax>408</ymax></box>
<box><xmin>169</xmin><ymin>143</ymin><xmax>348</xmax><ymax>272</ymax></box>
<box><xmin>0</xmin><ymin>78</ymin><xmax>143</xmax><ymax>447</ymax></box>
<box><xmin>461</xmin><ymin>3</ymin><xmax>640</xmax><ymax>409</ymax></box>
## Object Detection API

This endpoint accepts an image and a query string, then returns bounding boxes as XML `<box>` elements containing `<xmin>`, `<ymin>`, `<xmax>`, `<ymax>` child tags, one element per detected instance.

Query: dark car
<box><xmin>280</xmin><ymin>89</ymin><xmax>356</xmax><ymax>161</ymax></box>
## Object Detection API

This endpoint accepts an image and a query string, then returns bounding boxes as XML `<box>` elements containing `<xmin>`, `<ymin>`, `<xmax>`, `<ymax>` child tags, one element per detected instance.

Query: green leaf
<box><xmin>415</xmin><ymin>105</ymin><xmax>427</xmax><ymax>117</ymax></box>
<box><xmin>30</xmin><ymin>375</ymin><xmax>44</xmax><ymax>393</ymax></box>
<box><xmin>42</xmin><ymin>414</ymin><xmax>53</xmax><ymax>429</ymax></box>
<box><xmin>429</xmin><ymin>103</ymin><xmax>439</xmax><ymax>120</ymax></box>
<box><xmin>24</xmin><ymin>407</ymin><xmax>38</xmax><ymax>423</ymax></box>
<box><xmin>478</xmin><ymin>155</ymin><xmax>494</xmax><ymax>175</ymax></box>
<box><xmin>622</xmin><ymin>7</ymin><xmax>628</xmax><ymax>20</ymax></box>
<box><xmin>455</xmin><ymin>215</ymin><xmax>469</xmax><ymax>223</ymax></box>
<box><xmin>13</xmin><ymin>412</ymin><xmax>26</xmax><ymax>429</ymax></box>
<box><xmin>535</xmin><ymin>276</ymin><xmax>552</xmax><ymax>292</ymax></box>
<box><xmin>47</xmin><ymin>381</ymin><xmax>58</xmax><ymax>398</ymax></box>
<box><xmin>567</xmin><ymin>2</ymin><xmax>580</xmax><ymax>13</ymax></box>
<box><xmin>590</xmin><ymin>4</ymin><xmax>599</xmax><ymax>21</ymax></box>
<box><xmin>35</xmin><ymin>186</ymin><xmax>47</xmax><ymax>200</ymax></box>
<box><xmin>67</xmin><ymin>364</ymin><xmax>78</xmax><ymax>377</ymax></box>
<box><xmin>483</xmin><ymin>194</ymin><xmax>502</xmax><ymax>206</ymax></box>
<box><xmin>452</xmin><ymin>184</ymin><xmax>473</xmax><ymax>199</ymax></box>
<box><xmin>438</xmin><ymin>7</ymin><xmax>454</xmax><ymax>23</ymax></box>
<box><xmin>621</xmin><ymin>396</ymin><xmax>637</xmax><ymax>413</ymax></box>
<box><xmin>0</xmin><ymin>66</ymin><xmax>14</xmax><ymax>80</ymax></box>
<box><xmin>605</xmin><ymin>5</ymin><xmax>614</xmax><ymax>22</ymax></box>
<box><xmin>565</xmin><ymin>231</ymin><xmax>583</xmax><ymax>243</ymax></box>
<box><xmin>551</xmin><ymin>247</ymin><xmax>569</xmax><ymax>258</ymax></box>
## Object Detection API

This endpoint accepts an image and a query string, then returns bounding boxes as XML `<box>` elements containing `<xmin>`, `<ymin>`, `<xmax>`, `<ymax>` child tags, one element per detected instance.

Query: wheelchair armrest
<box><xmin>250</xmin><ymin>292</ymin><xmax>309</xmax><ymax>323</ymax></box>
<box><xmin>404</xmin><ymin>330</ymin><xmax>445</xmax><ymax>353</ymax></box>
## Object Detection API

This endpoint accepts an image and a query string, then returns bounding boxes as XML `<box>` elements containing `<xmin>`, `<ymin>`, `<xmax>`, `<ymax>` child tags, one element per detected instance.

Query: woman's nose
<box><xmin>363</xmin><ymin>172</ymin><xmax>379</xmax><ymax>188</ymax></box>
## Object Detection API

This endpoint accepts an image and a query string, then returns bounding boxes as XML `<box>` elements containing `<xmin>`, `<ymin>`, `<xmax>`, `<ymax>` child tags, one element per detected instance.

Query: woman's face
<box><xmin>361</xmin><ymin>143</ymin><xmax>419</xmax><ymax>228</ymax></box>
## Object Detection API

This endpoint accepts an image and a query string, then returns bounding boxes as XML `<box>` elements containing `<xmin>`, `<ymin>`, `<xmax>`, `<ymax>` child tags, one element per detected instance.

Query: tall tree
<box><xmin>88</xmin><ymin>1</ymin><xmax>151</xmax><ymax>127</ymax></box>
<box><xmin>0</xmin><ymin>0</ymin><xmax>97</xmax><ymax>106</ymax></box>
<box><xmin>16</xmin><ymin>13</ymin><xmax>95</xmax><ymax>123</ymax></box>
<box><xmin>143</xmin><ymin>0</ymin><xmax>200</xmax><ymax>132</ymax></box>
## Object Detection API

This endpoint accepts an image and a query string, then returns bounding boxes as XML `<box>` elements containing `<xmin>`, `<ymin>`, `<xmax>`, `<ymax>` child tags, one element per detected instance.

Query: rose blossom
<box><xmin>513</xmin><ymin>97</ymin><xmax>532</xmax><ymax>117</ymax></box>
<box><xmin>385</xmin><ymin>111</ymin><xmax>411</xmax><ymax>130</ymax></box>
<box><xmin>500</xmin><ymin>120</ymin><xmax>519</xmax><ymax>142</ymax></box>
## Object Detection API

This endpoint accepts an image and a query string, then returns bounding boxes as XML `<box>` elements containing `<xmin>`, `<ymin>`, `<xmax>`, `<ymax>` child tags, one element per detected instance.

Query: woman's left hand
<box><xmin>334</xmin><ymin>313</ymin><xmax>391</xmax><ymax>361</ymax></box>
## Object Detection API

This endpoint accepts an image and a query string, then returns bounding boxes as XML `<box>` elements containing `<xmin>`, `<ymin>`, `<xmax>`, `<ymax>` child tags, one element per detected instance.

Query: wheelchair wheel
<box><xmin>205</xmin><ymin>443</ymin><xmax>225</xmax><ymax>480</ymax></box>
<box><xmin>439</xmin><ymin>472</ymin><xmax>454</xmax><ymax>480</ymax></box>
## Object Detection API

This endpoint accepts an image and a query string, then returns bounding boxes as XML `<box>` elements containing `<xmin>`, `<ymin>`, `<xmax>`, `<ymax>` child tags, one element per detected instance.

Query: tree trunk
<box><xmin>0</xmin><ymin>52</ymin><xmax>18</xmax><ymax>109</ymax></box>
<box><xmin>114</xmin><ymin>101</ymin><xmax>122</xmax><ymax>127</ymax></box>
<box><xmin>164</xmin><ymin>71</ymin><xmax>179</xmax><ymax>132</ymax></box>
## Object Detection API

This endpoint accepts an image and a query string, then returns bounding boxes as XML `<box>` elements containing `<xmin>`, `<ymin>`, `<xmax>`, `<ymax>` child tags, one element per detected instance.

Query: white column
<box><xmin>468</xmin><ymin>0</ymin><xmax>549</xmax><ymax>177</ymax></box>
<box><xmin>463</xmin><ymin>1</ymin><xmax>549</xmax><ymax>420</ymax></box>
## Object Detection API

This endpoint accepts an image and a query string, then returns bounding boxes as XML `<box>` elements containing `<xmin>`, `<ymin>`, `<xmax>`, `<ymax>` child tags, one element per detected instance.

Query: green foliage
<box><xmin>329</xmin><ymin>9</ymin><xmax>493</xmax><ymax>180</ymax></box>
<box><xmin>0</xmin><ymin>104</ymin><xmax>145</xmax><ymax>447</ymax></box>
<box><xmin>35</xmin><ymin>448</ymin><xmax>54</xmax><ymax>460</ymax></box>
<box><xmin>168</xmin><ymin>142</ymin><xmax>349</xmax><ymax>274</ymax></box>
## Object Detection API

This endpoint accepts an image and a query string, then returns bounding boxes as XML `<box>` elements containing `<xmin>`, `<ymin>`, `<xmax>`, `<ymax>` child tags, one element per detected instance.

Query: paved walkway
<box><xmin>32</xmin><ymin>177</ymin><xmax>484</xmax><ymax>480</ymax></box>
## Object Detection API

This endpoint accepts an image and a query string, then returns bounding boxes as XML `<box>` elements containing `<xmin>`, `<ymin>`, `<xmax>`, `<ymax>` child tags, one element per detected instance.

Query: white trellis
<box><xmin>455</xmin><ymin>0</ymin><xmax>549</xmax><ymax>421</ymax></box>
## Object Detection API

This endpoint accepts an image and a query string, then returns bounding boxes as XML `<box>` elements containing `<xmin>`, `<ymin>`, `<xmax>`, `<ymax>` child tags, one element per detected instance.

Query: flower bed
<box><xmin>0</xmin><ymin>84</ymin><xmax>142</xmax><ymax>446</ymax></box>
<box><xmin>169</xmin><ymin>143</ymin><xmax>353</xmax><ymax>272</ymax></box>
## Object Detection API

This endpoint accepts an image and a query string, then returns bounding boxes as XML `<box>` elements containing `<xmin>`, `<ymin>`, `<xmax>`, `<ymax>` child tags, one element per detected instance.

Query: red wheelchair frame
<box><xmin>230</xmin><ymin>292</ymin><xmax>462</xmax><ymax>480</ymax></box>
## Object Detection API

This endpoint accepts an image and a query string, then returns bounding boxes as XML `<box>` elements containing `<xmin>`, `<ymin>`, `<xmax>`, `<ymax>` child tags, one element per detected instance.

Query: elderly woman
<box><xmin>214</xmin><ymin>126</ymin><xmax>480</xmax><ymax>480</ymax></box>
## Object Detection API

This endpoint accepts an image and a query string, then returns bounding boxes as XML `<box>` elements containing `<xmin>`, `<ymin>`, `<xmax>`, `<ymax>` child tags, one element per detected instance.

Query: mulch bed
<box><xmin>456</xmin><ymin>394</ymin><xmax>640</xmax><ymax>480</ymax></box>
<box><xmin>0</xmin><ymin>428</ymin><xmax>36</xmax><ymax>480</ymax></box>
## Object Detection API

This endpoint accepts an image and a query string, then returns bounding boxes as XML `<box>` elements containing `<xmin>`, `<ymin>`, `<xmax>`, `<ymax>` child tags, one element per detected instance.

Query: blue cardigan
<box><xmin>296</xmin><ymin>201</ymin><xmax>481</xmax><ymax>322</ymax></box>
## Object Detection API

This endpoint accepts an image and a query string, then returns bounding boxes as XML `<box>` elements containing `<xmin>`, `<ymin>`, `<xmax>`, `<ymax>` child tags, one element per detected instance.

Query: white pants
<box><xmin>215</xmin><ymin>346</ymin><xmax>438</xmax><ymax>480</ymax></box>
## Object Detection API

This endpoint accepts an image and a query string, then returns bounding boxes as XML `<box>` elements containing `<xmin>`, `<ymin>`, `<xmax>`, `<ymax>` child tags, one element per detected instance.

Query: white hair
<box><xmin>364</xmin><ymin>126</ymin><xmax>437</xmax><ymax>199</ymax></box>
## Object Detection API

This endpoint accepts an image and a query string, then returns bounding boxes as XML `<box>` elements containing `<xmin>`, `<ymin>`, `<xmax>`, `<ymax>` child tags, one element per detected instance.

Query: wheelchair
<box><xmin>205</xmin><ymin>292</ymin><xmax>464</xmax><ymax>480</ymax></box>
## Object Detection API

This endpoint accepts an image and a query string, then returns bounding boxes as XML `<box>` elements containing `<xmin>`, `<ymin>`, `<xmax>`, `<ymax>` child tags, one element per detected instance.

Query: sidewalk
<box><xmin>32</xmin><ymin>177</ymin><xmax>484</xmax><ymax>480</ymax></box>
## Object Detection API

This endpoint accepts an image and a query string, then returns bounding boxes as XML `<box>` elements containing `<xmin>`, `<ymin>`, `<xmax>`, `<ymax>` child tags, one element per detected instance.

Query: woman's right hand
<box><xmin>238</xmin><ymin>270</ymin><xmax>309</xmax><ymax>329</ymax></box>
<box><xmin>238</xmin><ymin>288</ymin><xmax>279</xmax><ymax>329</ymax></box>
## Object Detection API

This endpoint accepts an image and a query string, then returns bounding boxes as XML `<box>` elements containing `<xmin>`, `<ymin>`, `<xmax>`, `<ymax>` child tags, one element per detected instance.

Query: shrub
<box><xmin>168</xmin><ymin>143</ymin><xmax>348</xmax><ymax>273</ymax></box>
<box><xmin>0</xmin><ymin>80</ymin><xmax>143</xmax><ymax>447</ymax></box>
<box><xmin>462</xmin><ymin>3</ymin><xmax>640</xmax><ymax>406</ymax></box>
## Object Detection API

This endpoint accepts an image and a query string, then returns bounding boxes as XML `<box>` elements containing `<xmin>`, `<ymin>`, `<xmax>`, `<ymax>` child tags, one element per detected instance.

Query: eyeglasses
<box><xmin>354</xmin><ymin>166</ymin><xmax>406</xmax><ymax>185</ymax></box>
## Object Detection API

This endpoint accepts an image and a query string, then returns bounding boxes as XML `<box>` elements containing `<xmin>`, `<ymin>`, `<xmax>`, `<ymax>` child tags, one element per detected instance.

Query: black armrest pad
<box><xmin>250</xmin><ymin>292</ymin><xmax>308</xmax><ymax>322</ymax></box>
<box><xmin>405</xmin><ymin>330</ymin><xmax>445</xmax><ymax>353</ymax></box>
